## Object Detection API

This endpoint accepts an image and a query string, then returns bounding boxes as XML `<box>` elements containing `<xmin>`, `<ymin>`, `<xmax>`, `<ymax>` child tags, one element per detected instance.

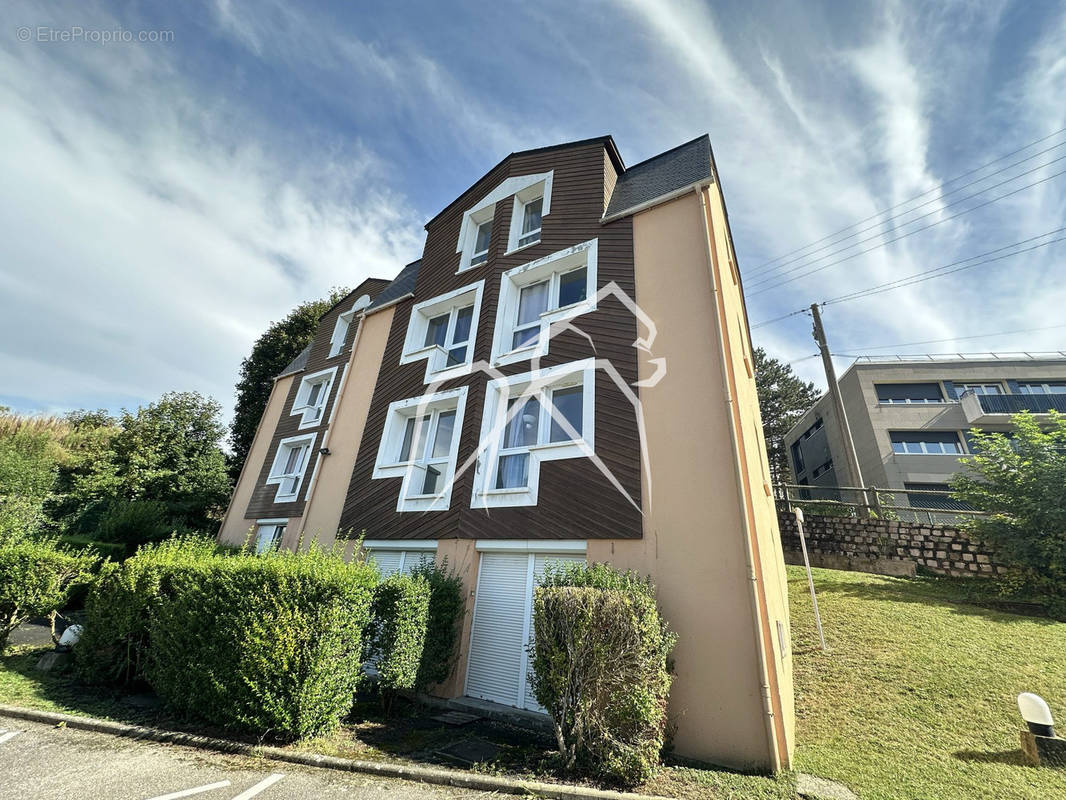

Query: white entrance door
<box><xmin>465</xmin><ymin>549</ymin><xmax>584</xmax><ymax>711</ymax></box>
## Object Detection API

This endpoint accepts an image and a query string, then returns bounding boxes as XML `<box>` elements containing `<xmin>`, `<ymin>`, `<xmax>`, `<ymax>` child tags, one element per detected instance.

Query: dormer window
<box><xmin>401</xmin><ymin>280</ymin><xmax>484</xmax><ymax>383</ymax></box>
<box><xmin>327</xmin><ymin>294</ymin><xmax>371</xmax><ymax>358</ymax></box>
<box><xmin>457</xmin><ymin>171</ymin><xmax>553</xmax><ymax>272</ymax></box>
<box><xmin>292</xmin><ymin>367</ymin><xmax>337</xmax><ymax>428</ymax></box>
<box><xmin>471</xmin><ymin>221</ymin><xmax>492</xmax><ymax>267</ymax></box>
<box><xmin>517</xmin><ymin>197</ymin><xmax>542</xmax><ymax>248</ymax></box>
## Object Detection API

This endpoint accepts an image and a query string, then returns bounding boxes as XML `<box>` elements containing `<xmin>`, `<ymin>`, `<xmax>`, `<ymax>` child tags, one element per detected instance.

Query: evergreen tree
<box><xmin>753</xmin><ymin>347</ymin><xmax>821</xmax><ymax>483</ymax></box>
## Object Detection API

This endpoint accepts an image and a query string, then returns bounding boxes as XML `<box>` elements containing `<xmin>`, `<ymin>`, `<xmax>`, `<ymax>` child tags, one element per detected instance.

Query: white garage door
<box><xmin>465</xmin><ymin>549</ymin><xmax>584</xmax><ymax>711</ymax></box>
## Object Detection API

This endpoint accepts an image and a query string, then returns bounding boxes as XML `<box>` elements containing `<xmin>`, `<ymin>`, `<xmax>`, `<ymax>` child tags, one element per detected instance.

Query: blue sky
<box><xmin>2</xmin><ymin>0</ymin><xmax>1065</xmax><ymax>423</ymax></box>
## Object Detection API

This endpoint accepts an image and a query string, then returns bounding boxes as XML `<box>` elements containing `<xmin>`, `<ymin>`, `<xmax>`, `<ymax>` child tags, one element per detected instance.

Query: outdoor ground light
<box><xmin>1018</xmin><ymin>692</ymin><xmax>1056</xmax><ymax>737</ymax></box>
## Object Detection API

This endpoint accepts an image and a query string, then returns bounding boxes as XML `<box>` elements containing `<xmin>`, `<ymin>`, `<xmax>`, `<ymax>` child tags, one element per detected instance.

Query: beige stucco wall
<box><xmin>296</xmin><ymin>307</ymin><xmax>396</xmax><ymax>549</ymax></box>
<box><xmin>217</xmin><ymin>374</ymin><xmax>295</xmax><ymax>547</ymax></box>
<box><xmin>586</xmin><ymin>189</ymin><xmax>793</xmax><ymax>771</ymax></box>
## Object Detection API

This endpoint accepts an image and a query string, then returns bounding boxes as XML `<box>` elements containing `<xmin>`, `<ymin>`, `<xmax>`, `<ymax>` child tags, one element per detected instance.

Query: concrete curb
<box><xmin>0</xmin><ymin>704</ymin><xmax>672</xmax><ymax>800</ymax></box>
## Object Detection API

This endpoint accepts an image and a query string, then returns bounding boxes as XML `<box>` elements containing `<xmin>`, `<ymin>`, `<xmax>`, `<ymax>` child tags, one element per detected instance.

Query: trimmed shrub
<box><xmin>530</xmin><ymin>563</ymin><xmax>676</xmax><ymax>787</ymax></box>
<box><xmin>147</xmin><ymin>547</ymin><xmax>377</xmax><ymax>739</ymax></box>
<box><xmin>75</xmin><ymin>535</ymin><xmax>218</xmax><ymax>686</ymax></box>
<box><xmin>410</xmin><ymin>559</ymin><xmax>465</xmax><ymax>692</ymax></box>
<box><xmin>365</xmin><ymin>572</ymin><xmax>431</xmax><ymax>693</ymax></box>
<box><xmin>0</xmin><ymin>538</ymin><xmax>96</xmax><ymax>651</ymax></box>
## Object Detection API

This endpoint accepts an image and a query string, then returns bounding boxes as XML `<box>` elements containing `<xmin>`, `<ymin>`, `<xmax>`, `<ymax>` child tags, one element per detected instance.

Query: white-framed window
<box><xmin>327</xmin><ymin>293</ymin><xmax>371</xmax><ymax>358</ymax></box>
<box><xmin>266</xmin><ymin>433</ymin><xmax>316</xmax><ymax>502</ymax></box>
<box><xmin>291</xmin><ymin>367</ymin><xmax>337</xmax><ymax>428</ymax></box>
<box><xmin>456</xmin><ymin>171</ymin><xmax>553</xmax><ymax>273</ymax></box>
<box><xmin>254</xmin><ymin>519</ymin><xmax>287</xmax><ymax>554</ymax></box>
<box><xmin>489</xmin><ymin>239</ymin><xmax>597</xmax><ymax>366</ymax></box>
<box><xmin>400</xmin><ymin>281</ymin><xmax>484</xmax><ymax>382</ymax></box>
<box><xmin>956</xmin><ymin>383</ymin><xmax>1003</xmax><ymax>396</ymax></box>
<box><xmin>373</xmin><ymin>387</ymin><xmax>469</xmax><ymax>512</ymax></box>
<box><xmin>362</xmin><ymin>540</ymin><xmax>438</xmax><ymax>576</ymax></box>
<box><xmin>506</xmin><ymin>175</ymin><xmax>552</xmax><ymax>253</ymax></box>
<box><xmin>1018</xmin><ymin>381</ymin><xmax>1066</xmax><ymax>394</ymax></box>
<box><xmin>889</xmin><ymin>431</ymin><xmax>965</xmax><ymax>455</ymax></box>
<box><xmin>471</xmin><ymin>359</ymin><xmax>595</xmax><ymax>508</ymax></box>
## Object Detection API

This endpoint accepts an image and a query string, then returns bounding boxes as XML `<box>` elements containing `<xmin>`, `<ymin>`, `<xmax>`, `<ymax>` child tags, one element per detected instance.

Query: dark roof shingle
<box><xmin>277</xmin><ymin>344</ymin><xmax>312</xmax><ymax>379</ymax></box>
<box><xmin>605</xmin><ymin>135</ymin><xmax>712</xmax><ymax>219</ymax></box>
<box><xmin>367</xmin><ymin>259</ymin><xmax>421</xmax><ymax>311</ymax></box>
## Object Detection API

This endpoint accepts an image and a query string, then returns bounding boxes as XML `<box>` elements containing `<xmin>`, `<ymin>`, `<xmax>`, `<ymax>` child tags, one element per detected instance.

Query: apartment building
<box><xmin>218</xmin><ymin>135</ymin><xmax>793</xmax><ymax>770</ymax></box>
<box><xmin>784</xmin><ymin>355</ymin><xmax>1066</xmax><ymax>499</ymax></box>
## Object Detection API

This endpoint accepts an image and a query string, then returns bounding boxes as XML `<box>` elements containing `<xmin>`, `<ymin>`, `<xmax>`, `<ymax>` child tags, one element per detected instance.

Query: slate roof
<box><xmin>604</xmin><ymin>135</ymin><xmax>712</xmax><ymax>220</ymax></box>
<box><xmin>277</xmin><ymin>344</ymin><xmax>312</xmax><ymax>379</ymax></box>
<box><xmin>367</xmin><ymin>259</ymin><xmax>421</xmax><ymax>311</ymax></box>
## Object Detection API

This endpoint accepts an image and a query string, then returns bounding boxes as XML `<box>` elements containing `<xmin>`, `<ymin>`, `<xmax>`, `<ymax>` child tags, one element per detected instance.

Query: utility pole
<box><xmin>810</xmin><ymin>303</ymin><xmax>865</xmax><ymax>493</ymax></box>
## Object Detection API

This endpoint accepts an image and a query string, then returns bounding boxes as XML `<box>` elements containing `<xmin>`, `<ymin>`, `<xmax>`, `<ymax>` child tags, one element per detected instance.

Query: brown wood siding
<box><xmin>243</xmin><ymin>279</ymin><xmax>392</xmax><ymax>521</ymax></box>
<box><xmin>339</xmin><ymin>141</ymin><xmax>642</xmax><ymax>541</ymax></box>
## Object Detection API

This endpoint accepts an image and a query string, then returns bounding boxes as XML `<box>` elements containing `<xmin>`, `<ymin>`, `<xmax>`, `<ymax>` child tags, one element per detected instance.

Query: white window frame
<box><xmin>266</xmin><ymin>433</ymin><xmax>316</xmax><ymax>502</ymax></box>
<box><xmin>1018</xmin><ymin>381</ymin><xmax>1066</xmax><ymax>394</ymax></box>
<box><xmin>506</xmin><ymin>175</ymin><xmax>553</xmax><ymax>254</ymax></box>
<box><xmin>362</xmin><ymin>539</ymin><xmax>438</xmax><ymax>576</ymax></box>
<box><xmin>471</xmin><ymin>359</ymin><xmax>595</xmax><ymax>509</ymax></box>
<box><xmin>327</xmin><ymin>293</ymin><xmax>372</xmax><ymax>358</ymax></box>
<box><xmin>400</xmin><ymin>280</ymin><xmax>485</xmax><ymax>383</ymax></box>
<box><xmin>254</xmin><ymin>518</ymin><xmax>287</xmax><ymax>554</ymax></box>
<box><xmin>489</xmin><ymin>239</ymin><xmax>598</xmax><ymax>367</ymax></box>
<box><xmin>890</xmin><ymin>433</ymin><xmax>965</xmax><ymax>455</ymax></box>
<box><xmin>456</xmin><ymin>171</ymin><xmax>554</xmax><ymax>273</ymax></box>
<box><xmin>373</xmin><ymin>387</ymin><xmax>469</xmax><ymax>513</ymax></box>
<box><xmin>291</xmin><ymin>366</ymin><xmax>337</xmax><ymax>428</ymax></box>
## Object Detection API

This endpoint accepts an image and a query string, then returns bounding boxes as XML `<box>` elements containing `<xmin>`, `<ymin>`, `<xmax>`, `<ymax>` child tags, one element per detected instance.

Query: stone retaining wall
<box><xmin>777</xmin><ymin>510</ymin><xmax>1007</xmax><ymax>577</ymax></box>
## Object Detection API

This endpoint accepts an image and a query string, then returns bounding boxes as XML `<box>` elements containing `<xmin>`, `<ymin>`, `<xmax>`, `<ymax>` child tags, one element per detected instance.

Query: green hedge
<box><xmin>531</xmin><ymin>563</ymin><xmax>676</xmax><ymax>787</ymax></box>
<box><xmin>0</xmin><ymin>538</ymin><xmax>96</xmax><ymax>651</ymax></box>
<box><xmin>364</xmin><ymin>572</ymin><xmax>430</xmax><ymax>692</ymax></box>
<box><xmin>410</xmin><ymin>560</ymin><xmax>464</xmax><ymax>692</ymax></box>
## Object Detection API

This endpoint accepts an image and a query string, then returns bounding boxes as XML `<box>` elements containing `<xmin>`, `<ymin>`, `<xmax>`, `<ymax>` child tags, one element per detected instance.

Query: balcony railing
<box><xmin>975</xmin><ymin>393</ymin><xmax>1066</xmax><ymax>414</ymax></box>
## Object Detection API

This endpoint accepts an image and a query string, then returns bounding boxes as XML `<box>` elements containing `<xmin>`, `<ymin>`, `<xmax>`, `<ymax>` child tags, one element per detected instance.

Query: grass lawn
<box><xmin>789</xmin><ymin>564</ymin><xmax>1066</xmax><ymax>800</ymax></box>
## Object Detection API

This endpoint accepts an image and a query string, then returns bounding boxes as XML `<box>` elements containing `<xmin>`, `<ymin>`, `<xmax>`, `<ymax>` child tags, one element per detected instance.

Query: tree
<box><xmin>70</xmin><ymin>391</ymin><xmax>231</xmax><ymax>534</ymax></box>
<box><xmin>752</xmin><ymin>347</ymin><xmax>821</xmax><ymax>483</ymax></box>
<box><xmin>0</xmin><ymin>413</ymin><xmax>73</xmax><ymax>543</ymax></box>
<box><xmin>229</xmin><ymin>288</ymin><xmax>350</xmax><ymax>478</ymax></box>
<box><xmin>951</xmin><ymin>411</ymin><xmax>1066</xmax><ymax>596</ymax></box>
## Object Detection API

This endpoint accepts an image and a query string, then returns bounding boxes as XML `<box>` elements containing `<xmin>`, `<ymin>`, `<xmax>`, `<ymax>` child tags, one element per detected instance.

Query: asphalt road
<box><xmin>0</xmin><ymin>718</ymin><xmax>500</xmax><ymax>800</ymax></box>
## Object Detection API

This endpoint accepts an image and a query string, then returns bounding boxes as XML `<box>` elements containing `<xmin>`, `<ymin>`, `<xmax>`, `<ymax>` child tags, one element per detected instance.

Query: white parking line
<box><xmin>230</xmin><ymin>774</ymin><xmax>285</xmax><ymax>800</ymax></box>
<box><xmin>145</xmin><ymin>780</ymin><xmax>231</xmax><ymax>800</ymax></box>
<box><xmin>0</xmin><ymin>731</ymin><xmax>22</xmax><ymax>745</ymax></box>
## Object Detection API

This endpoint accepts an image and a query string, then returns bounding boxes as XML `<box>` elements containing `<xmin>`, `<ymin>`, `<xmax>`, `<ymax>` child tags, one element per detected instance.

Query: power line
<box><xmin>747</xmin><ymin>125</ymin><xmax>1066</xmax><ymax>273</ymax></box>
<box><xmin>748</xmin><ymin>227</ymin><xmax>1066</xmax><ymax>330</ymax></box>
<box><xmin>835</xmin><ymin>323</ymin><xmax>1066</xmax><ymax>353</ymax></box>
<box><xmin>743</xmin><ymin>141</ymin><xmax>1066</xmax><ymax>280</ymax></box>
<box><xmin>745</xmin><ymin>169</ymin><xmax>1066</xmax><ymax>297</ymax></box>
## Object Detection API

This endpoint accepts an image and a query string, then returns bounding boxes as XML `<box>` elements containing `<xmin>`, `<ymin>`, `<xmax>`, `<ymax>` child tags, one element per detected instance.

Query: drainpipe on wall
<box><xmin>695</xmin><ymin>184</ymin><xmax>784</xmax><ymax>770</ymax></box>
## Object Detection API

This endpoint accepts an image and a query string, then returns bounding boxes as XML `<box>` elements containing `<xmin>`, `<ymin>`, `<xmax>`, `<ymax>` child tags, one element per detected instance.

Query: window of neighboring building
<box><xmin>266</xmin><ymin>433</ymin><xmax>316</xmax><ymax>502</ymax></box>
<box><xmin>903</xmin><ymin>482</ymin><xmax>971</xmax><ymax>511</ymax></box>
<box><xmin>400</xmin><ymin>280</ymin><xmax>484</xmax><ymax>382</ymax></box>
<box><xmin>812</xmin><ymin>460</ymin><xmax>834</xmax><ymax>478</ymax></box>
<box><xmin>456</xmin><ymin>171</ymin><xmax>554</xmax><ymax>272</ymax></box>
<box><xmin>292</xmin><ymin>367</ymin><xmax>337</xmax><ymax>428</ymax></box>
<box><xmin>889</xmin><ymin>431</ymin><xmax>964</xmax><ymax>455</ymax></box>
<box><xmin>875</xmin><ymin>383</ymin><xmax>944</xmax><ymax>404</ymax></box>
<box><xmin>471</xmin><ymin>359</ymin><xmax>594</xmax><ymax>508</ymax></box>
<box><xmin>1018</xmin><ymin>381</ymin><xmax>1066</xmax><ymax>394</ymax></box>
<box><xmin>790</xmin><ymin>441</ymin><xmax>805</xmax><ymax>474</ymax></box>
<box><xmin>955</xmin><ymin>382</ymin><xmax>1003</xmax><ymax>396</ymax></box>
<box><xmin>362</xmin><ymin>541</ymin><xmax>437</xmax><ymax>577</ymax></box>
<box><xmin>254</xmin><ymin>520</ymin><xmax>286</xmax><ymax>554</ymax></box>
<box><xmin>327</xmin><ymin>294</ymin><xmax>372</xmax><ymax>358</ymax></box>
<box><xmin>490</xmin><ymin>239</ymin><xmax>598</xmax><ymax>366</ymax></box>
<box><xmin>372</xmin><ymin>387</ymin><xmax>468</xmax><ymax>512</ymax></box>
<box><xmin>799</xmin><ymin>418</ymin><xmax>823</xmax><ymax>441</ymax></box>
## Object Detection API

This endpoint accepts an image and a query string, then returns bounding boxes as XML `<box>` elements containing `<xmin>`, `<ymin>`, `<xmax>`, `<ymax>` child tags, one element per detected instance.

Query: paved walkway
<box><xmin>0</xmin><ymin>718</ymin><xmax>498</xmax><ymax>800</ymax></box>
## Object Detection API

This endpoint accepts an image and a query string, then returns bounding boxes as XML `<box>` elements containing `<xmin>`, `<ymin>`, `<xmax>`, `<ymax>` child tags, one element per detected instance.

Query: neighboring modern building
<box><xmin>218</xmin><ymin>135</ymin><xmax>794</xmax><ymax>771</ymax></box>
<box><xmin>784</xmin><ymin>355</ymin><xmax>1066</xmax><ymax>500</ymax></box>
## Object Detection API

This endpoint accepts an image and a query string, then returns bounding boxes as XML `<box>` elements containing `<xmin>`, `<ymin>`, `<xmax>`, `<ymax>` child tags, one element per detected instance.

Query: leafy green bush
<box><xmin>94</xmin><ymin>498</ymin><xmax>175</xmax><ymax>546</ymax></box>
<box><xmin>410</xmin><ymin>559</ymin><xmax>465</xmax><ymax>692</ymax></box>
<box><xmin>148</xmin><ymin>547</ymin><xmax>377</xmax><ymax>739</ymax></box>
<box><xmin>0</xmin><ymin>538</ymin><xmax>96</xmax><ymax>651</ymax></box>
<box><xmin>364</xmin><ymin>572</ymin><xmax>430</xmax><ymax>692</ymax></box>
<box><xmin>58</xmin><ymin>535</ymin><xmax>127</xmax><ymax>561</ymax></box>
<box><xmin>531</xmin><ymin>562</ymin><xmax>676</xmax><ymax>787</ymax></box>
<box><xmin>75</xmin><ymin>536</ymin><xmax>218</xmax><ymax>686</ymax></box>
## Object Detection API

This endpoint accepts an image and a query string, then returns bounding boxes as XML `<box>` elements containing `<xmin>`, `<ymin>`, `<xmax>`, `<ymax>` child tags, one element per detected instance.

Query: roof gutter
<box><xmin>364</xmin><ymin>292</ymin><xmax>414</xmax><ymax>316</ymax></box>
<box><xmin>600</xmin><ymin>178</ymin><xmax>713</xmax><ymax>225</ymax></box>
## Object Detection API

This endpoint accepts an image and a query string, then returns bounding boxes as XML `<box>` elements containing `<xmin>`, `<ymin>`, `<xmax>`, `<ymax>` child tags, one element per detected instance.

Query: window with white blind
<box><xmin>490</xmin><ymin>239</ymin><xmax>597</xmax><ymax>366</ymax></box>
<box><xmin>254</xmin><ymin>520</ymin><xmax>287</xmax><ymax>554</ymax></box>
<box><xmin>292</xmin><ymin>367</ymin><xmax>337</xmax><ymax>428</ymax></box>
<box><xmin>400</xmin><ymin>281</ymin><xmax>484</xmax><ymax>382</ymax></box>
<box><xmin>373</xmin><ymin>387</ymin><xmax>469</xmax><ymax>512</ymax></box>
<box><xmin>362</xmin><ymin>541</ymin><xmax>438</xmax><ymax>577</ymax></box>
<box><xmin>266</xmin><ymin>434</ymin><xmax>316</xmax><ymax>502</ymax></box>
<box><xmin>471</xmin><ymin>359</ymin><xmax>594</xmax><ymax>508</ymax></box>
